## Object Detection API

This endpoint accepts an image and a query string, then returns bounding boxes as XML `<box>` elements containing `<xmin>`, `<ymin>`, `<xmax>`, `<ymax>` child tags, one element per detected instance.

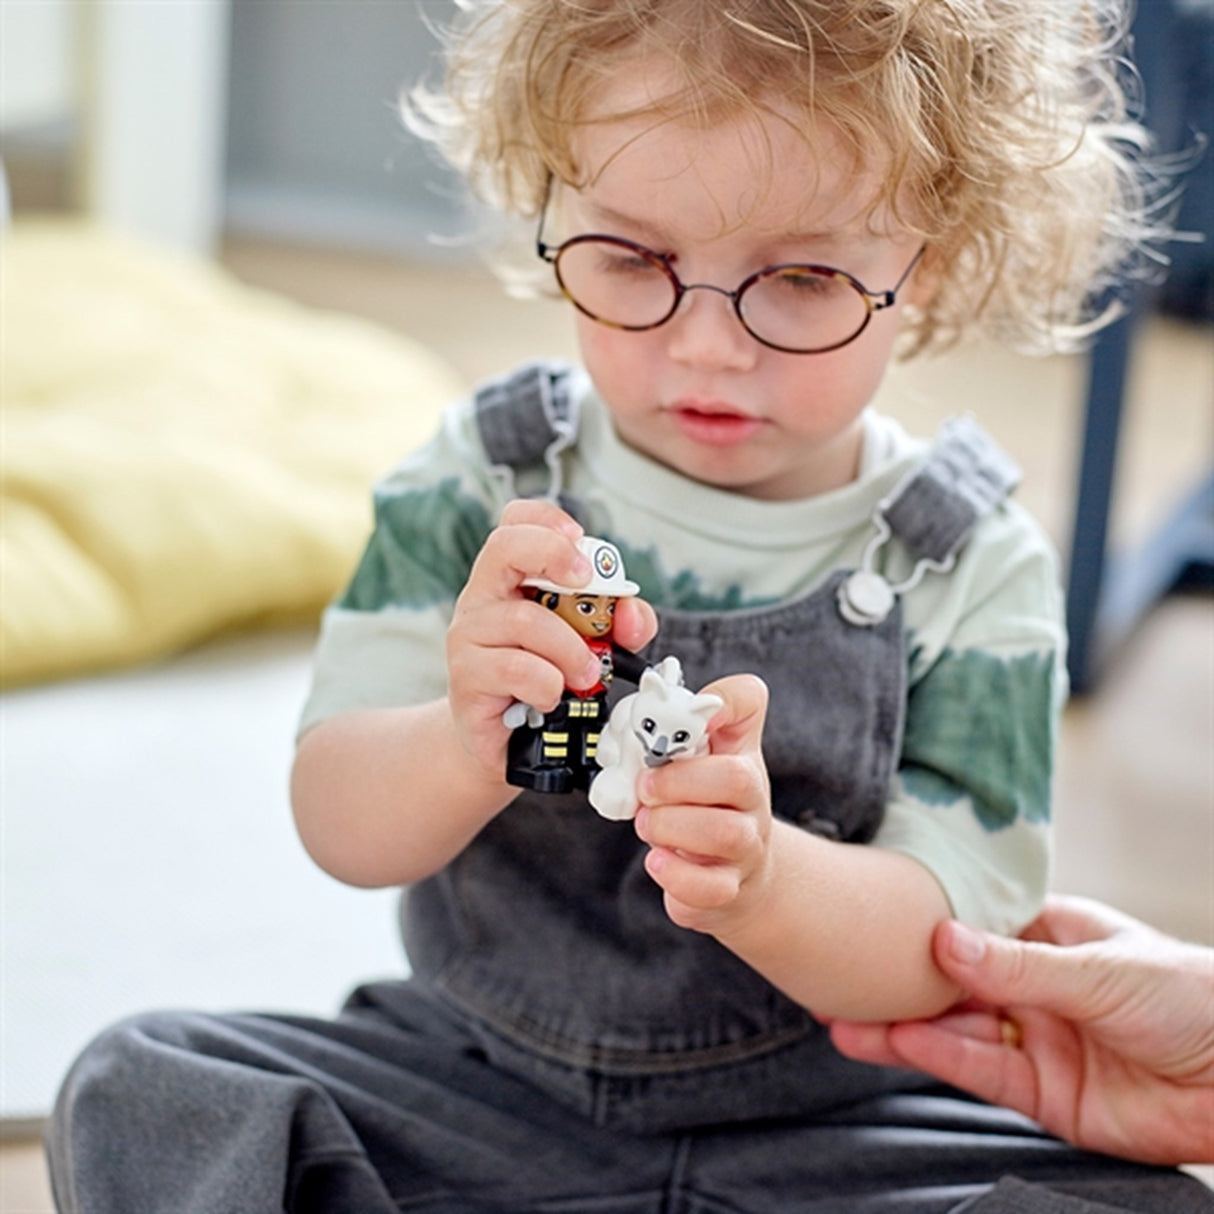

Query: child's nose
<box><xmin>664</xmin><ymin>287</ymin><xmax>758</xmax><ymax>371</ymax></box>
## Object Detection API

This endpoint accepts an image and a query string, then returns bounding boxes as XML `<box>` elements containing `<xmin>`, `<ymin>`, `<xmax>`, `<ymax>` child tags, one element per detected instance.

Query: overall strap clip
<box><xmin>474</xmin><ymin>361</ymin><xmax>579</xmax><ymax>504</ymax></box>
<box><xmin>839</xmin><ymin>416</ymin><xmax>1022</xmax><ymax>627</ymax></box>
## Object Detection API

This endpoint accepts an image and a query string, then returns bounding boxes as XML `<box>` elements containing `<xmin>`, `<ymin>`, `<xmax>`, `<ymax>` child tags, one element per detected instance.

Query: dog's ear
<box><xmin>638</xmin><ymin>666</ymin><xmax>672</xmax><ymax>701</ymax></box>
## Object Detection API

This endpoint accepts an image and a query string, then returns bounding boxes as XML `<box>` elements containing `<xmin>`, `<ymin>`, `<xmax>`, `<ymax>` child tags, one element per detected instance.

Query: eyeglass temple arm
<box><xmin>872</xmin><ymin>245</ymin><xmax>927</xmax><ymax>310</ymax></box>
<box><xmin>535</xmin><ymin>174</ymin><xmax>557</xmax><ymax>260</ymax></box>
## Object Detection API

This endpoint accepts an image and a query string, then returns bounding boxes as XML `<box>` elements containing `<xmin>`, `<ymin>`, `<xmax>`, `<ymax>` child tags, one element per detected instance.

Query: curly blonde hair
<box><xmin>408</xmin><ymin>0</ymin><xmax>1170</xmax><ymax>356</ymax></box>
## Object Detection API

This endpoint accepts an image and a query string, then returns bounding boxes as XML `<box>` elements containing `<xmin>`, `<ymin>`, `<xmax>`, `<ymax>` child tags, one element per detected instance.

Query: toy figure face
<box><xmin>554</xmin><ymin>593</ymin><xmax>616</xmax><ymax>638</ymax></box>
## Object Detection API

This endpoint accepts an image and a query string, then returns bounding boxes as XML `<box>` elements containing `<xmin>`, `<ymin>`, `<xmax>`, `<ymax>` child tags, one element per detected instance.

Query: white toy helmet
<box><xmin>524</xmin><ymin>535</ymin><xmax>639</xmax><ymax>597</ymax></box>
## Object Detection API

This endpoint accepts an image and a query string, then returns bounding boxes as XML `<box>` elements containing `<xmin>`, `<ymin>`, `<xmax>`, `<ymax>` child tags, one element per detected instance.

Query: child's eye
<box><xmin>775</xmin><ymin>269</ymin><xmax>838</xmax><ymax>295</ymax></box>
<box><xmin>604</xmin><ymin>254</ymin><xmax>660</xmax><ymax>276</ymax></box>
<box><xmin>598</xmin><ymin>249</ymin><xmax>663</xmax><ymax>276</ymax></box>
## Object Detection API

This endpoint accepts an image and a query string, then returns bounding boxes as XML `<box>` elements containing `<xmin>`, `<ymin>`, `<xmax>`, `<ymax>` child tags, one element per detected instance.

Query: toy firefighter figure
<box><xmin>503</xmin><ymin>536</ymin><xmax>646</xmax><ymax>794</ymax></box>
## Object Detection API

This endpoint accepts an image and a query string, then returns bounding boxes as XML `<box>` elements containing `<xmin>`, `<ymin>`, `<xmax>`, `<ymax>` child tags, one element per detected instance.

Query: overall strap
<box><xmin>473</xmin><ymin>360</ymin><xmax>579</xmax><ymax>503</ymax></box>
<box><xmin>839</xmin><ymin>416</ymin><xmax>1021</xmax><ymax>626</ymax></box>
<box><xmin>885</xmin><ymin>415</ymin><xmax>1022</xmax><ymax>565</ymax></box>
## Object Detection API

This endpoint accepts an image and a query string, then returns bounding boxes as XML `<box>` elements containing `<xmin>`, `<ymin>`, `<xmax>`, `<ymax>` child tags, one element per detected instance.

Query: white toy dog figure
<box><xmin>589</xmin><ymin>656</ymin><xmax>723</xmax><ymax>821</ymax></box>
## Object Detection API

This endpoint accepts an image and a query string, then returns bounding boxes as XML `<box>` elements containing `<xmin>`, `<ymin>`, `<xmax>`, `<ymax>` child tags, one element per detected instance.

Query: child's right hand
<box><xmin>446</xmin><ymin>499</ymin><xmax>655</xmax><ymax>780</ymax></box>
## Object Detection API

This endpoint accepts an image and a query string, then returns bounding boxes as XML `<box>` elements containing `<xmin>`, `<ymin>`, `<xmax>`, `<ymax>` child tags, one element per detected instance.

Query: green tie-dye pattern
<box><xmin>901</xmin><ymin>646</ymin><xmax>1056</xmax><ymax>831</ymax></box>
<box><xmin>336</xmin><ymin>481</ymin><xmax>774</xmax><ymax>615</ymax></box>
<box><xmin>610</xmin><ymin>538</ymin><xmax>778</xmax><ymax>612</ymax></box>
<box><xmin>337</xmin><ymin>482</ymin><xmax>1055</xmax><ymax>837</ymax></box>
<box><xmin>340</xmin><ymin>479</ymin><xmax>493</xmax><ymax>611</ymax></box>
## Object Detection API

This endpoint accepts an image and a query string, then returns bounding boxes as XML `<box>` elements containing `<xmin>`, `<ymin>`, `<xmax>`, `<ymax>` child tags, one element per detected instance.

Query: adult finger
<box><xmin>828</xmin><ymin>1021</ymin><xmax>906</xmax><ymax>1069</ymax></box>
<box><xmin>882</xmin><ymin>1018</ymin><xmax>1040</xmax><ymax>1122</ymax></box>
<box><xmin>933</xmin><ymin>919</ymin><xmax>1121</xmax><ymax>1026</ymax></box>
<box><xmin>1029</xmin><ymin>894</ymin><xmax>1149</xmax><ymax>948</ymax></box>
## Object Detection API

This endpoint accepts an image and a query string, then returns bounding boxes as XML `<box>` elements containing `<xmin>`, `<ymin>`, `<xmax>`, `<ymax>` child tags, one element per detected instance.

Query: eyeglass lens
<box><xmin>552</xmin><ymin>237</ymin><xmax>873</xmax><ymax>353</ymax></box>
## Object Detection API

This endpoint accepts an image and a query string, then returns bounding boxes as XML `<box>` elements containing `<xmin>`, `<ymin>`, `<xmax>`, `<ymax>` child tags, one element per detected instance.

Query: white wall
<box><xmin>81</xmin><ymin>1</ymin><xmax>231</xmax><ymax>252</ymax></box>
<box><xmin>1</xmin><ymin>1</ymin><xmax>467</xmax><ymax>256</ymax></box>
<box><xmin>224</xmin><ymin>0</ymin><xmax>468</xmax><ymax>257</ymax></box>
<box><xmin>0</xmin><ymin>0</ymin><xmax>77</xmax><ymax>129</ymax></box>
<box><xmin>1</xmin><ymin>0</ymin><xmax>231</xmax><ymax>253</ymax></box>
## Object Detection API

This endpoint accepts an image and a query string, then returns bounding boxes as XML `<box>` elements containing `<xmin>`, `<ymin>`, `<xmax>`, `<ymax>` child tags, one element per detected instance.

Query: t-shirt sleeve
<box><xmin>873</xmin><ymin>499</ymin><xmax>1067</xmax><ymax>936</ymax></box>
<box><xmin>297</xmin><ymin>403</ymin><xmax>500</xmax><ymax>735</ymax></box>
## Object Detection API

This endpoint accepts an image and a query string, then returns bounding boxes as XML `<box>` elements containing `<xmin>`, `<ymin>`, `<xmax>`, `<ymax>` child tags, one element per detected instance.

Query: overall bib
<box><xmin>405</xmin><ymin>363</ymin><xmax>1022</xmax><ymax>1133</ymax></box>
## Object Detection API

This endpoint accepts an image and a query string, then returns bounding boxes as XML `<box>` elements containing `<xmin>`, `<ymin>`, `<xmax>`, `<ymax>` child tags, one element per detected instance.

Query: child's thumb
<box><xmin>613</xmin><ymin>595</ymin><xmax>659</xmax><ymax>653</ymax></box>
<box><xmin>701</xmin><ymin>673</ymin><xmax>769</xmax><ymax>756</ymax></box>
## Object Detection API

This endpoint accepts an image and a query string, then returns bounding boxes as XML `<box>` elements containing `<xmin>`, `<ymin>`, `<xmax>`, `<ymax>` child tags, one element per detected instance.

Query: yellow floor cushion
<box><xmin>2</xmin><ymin>219</ymin><xmax>465</xmax><ymax>688</ymax></box>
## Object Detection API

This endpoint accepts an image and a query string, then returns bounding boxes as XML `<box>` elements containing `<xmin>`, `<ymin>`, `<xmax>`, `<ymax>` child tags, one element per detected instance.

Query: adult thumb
<box><xmin>933</xmin><ymin>919</ymin><xmax>1106</xmax><ymax>1024</ymax></box>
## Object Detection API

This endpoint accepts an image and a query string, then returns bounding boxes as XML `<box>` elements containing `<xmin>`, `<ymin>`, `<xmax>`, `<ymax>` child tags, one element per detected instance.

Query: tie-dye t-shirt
<box><xmin>300</xmin><ymin>369</ymin><xmax>1066</xmax><ymax>935</ymax></box>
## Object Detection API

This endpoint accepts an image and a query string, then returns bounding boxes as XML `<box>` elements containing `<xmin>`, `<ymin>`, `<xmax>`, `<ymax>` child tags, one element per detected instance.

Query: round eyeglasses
<box><xmin>536</xmin><ymin>188</ymin><xmax>925</xmax><ymax>355</ymax></box>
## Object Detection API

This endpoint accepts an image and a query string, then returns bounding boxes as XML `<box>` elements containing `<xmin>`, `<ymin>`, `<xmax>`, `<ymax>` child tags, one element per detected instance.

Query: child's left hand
<box><xmin>633</xmin><ymin>674</ymin><xmax>774</xmax><ymax>939</ymax></box>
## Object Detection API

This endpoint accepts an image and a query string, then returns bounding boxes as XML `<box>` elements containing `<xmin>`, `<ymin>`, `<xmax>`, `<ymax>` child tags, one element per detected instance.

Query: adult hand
<box><xmin>829</xmin><ymin>895</ymin><xmax>1214</xmax><ymax>1165</ymax></box>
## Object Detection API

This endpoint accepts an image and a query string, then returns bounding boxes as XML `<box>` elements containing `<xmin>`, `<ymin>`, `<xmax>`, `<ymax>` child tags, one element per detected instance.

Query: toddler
<box><xmin>48</xmin><ymin>2</ymin><xmax>1209</xmax><ymax>1212</ymax></box>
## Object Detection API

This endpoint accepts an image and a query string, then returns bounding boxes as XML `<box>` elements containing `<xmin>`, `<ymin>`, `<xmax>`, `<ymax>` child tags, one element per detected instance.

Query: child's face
<box><xmin>561</xmin><ymin>73</ymin><xmax>926</xmax><ymax>501</ymax></box>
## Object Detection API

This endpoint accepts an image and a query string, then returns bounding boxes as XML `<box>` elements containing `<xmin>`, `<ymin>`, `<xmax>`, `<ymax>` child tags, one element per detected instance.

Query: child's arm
<box><xmin>291</xmin><ymin>698</ymin><xmax>516</xmax><ymax>888</ymax></box>
<box><xmin>634</xmin><ymin>674</ymin><xmax>963</xmax><ymax>1022</ymax></box>
<box><xmin>291</xmin><ymin>499</ymin><xmax>656</xmax><ymax>888</ymax></box>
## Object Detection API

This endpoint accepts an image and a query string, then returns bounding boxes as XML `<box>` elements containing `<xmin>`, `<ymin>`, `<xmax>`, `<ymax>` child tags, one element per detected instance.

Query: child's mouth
<box><xmin>670</xmin><ymin>403</ymin><xmax>766</xmax><ymax>447</ymax></box>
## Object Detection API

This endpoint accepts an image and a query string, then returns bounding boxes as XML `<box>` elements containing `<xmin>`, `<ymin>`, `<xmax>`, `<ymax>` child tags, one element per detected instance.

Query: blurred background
<box><xmin>2</xmin><ymin>2</ymin><xmax>1211</xmax><ymax>1207</ymax></box>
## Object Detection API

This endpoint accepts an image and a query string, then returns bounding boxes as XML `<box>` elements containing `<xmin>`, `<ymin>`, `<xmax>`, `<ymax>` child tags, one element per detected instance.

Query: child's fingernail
<box><xmin>947</xmin><ymin>922</ymin><xmax>987</xmax><ymax>966</ymax></box>
<box><xmin>580</xmin><ymin>655</ymin><xmax>601</xmax><ymax>685</ymax></box>
<box><xmin>637</xmin><ymin>772</ymin><xmax>655</xmax><ymax>801</ymax></box>
<box><xmin>571</xmin><ymin>553</ymin><xmax>593</xmax><ymax>579</ymax></box>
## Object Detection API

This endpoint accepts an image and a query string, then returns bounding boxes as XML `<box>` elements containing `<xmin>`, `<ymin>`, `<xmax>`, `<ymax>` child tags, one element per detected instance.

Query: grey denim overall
<box><xmin>405</xmin><ymin>363</ymin><xmax>1022</xmax><ymax>1133</ymax></box>
<box><xmin>48</xmin><ymin>362</ymin><xmax>1214</xmax><ymax>1212</ymax></box>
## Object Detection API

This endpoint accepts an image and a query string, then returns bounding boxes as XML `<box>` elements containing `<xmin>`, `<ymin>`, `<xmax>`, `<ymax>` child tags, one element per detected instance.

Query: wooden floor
<box><xmin>4</xmin><ymin>236</ymin><xmax>1210</xmax><ymax>1210</ymax></box>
